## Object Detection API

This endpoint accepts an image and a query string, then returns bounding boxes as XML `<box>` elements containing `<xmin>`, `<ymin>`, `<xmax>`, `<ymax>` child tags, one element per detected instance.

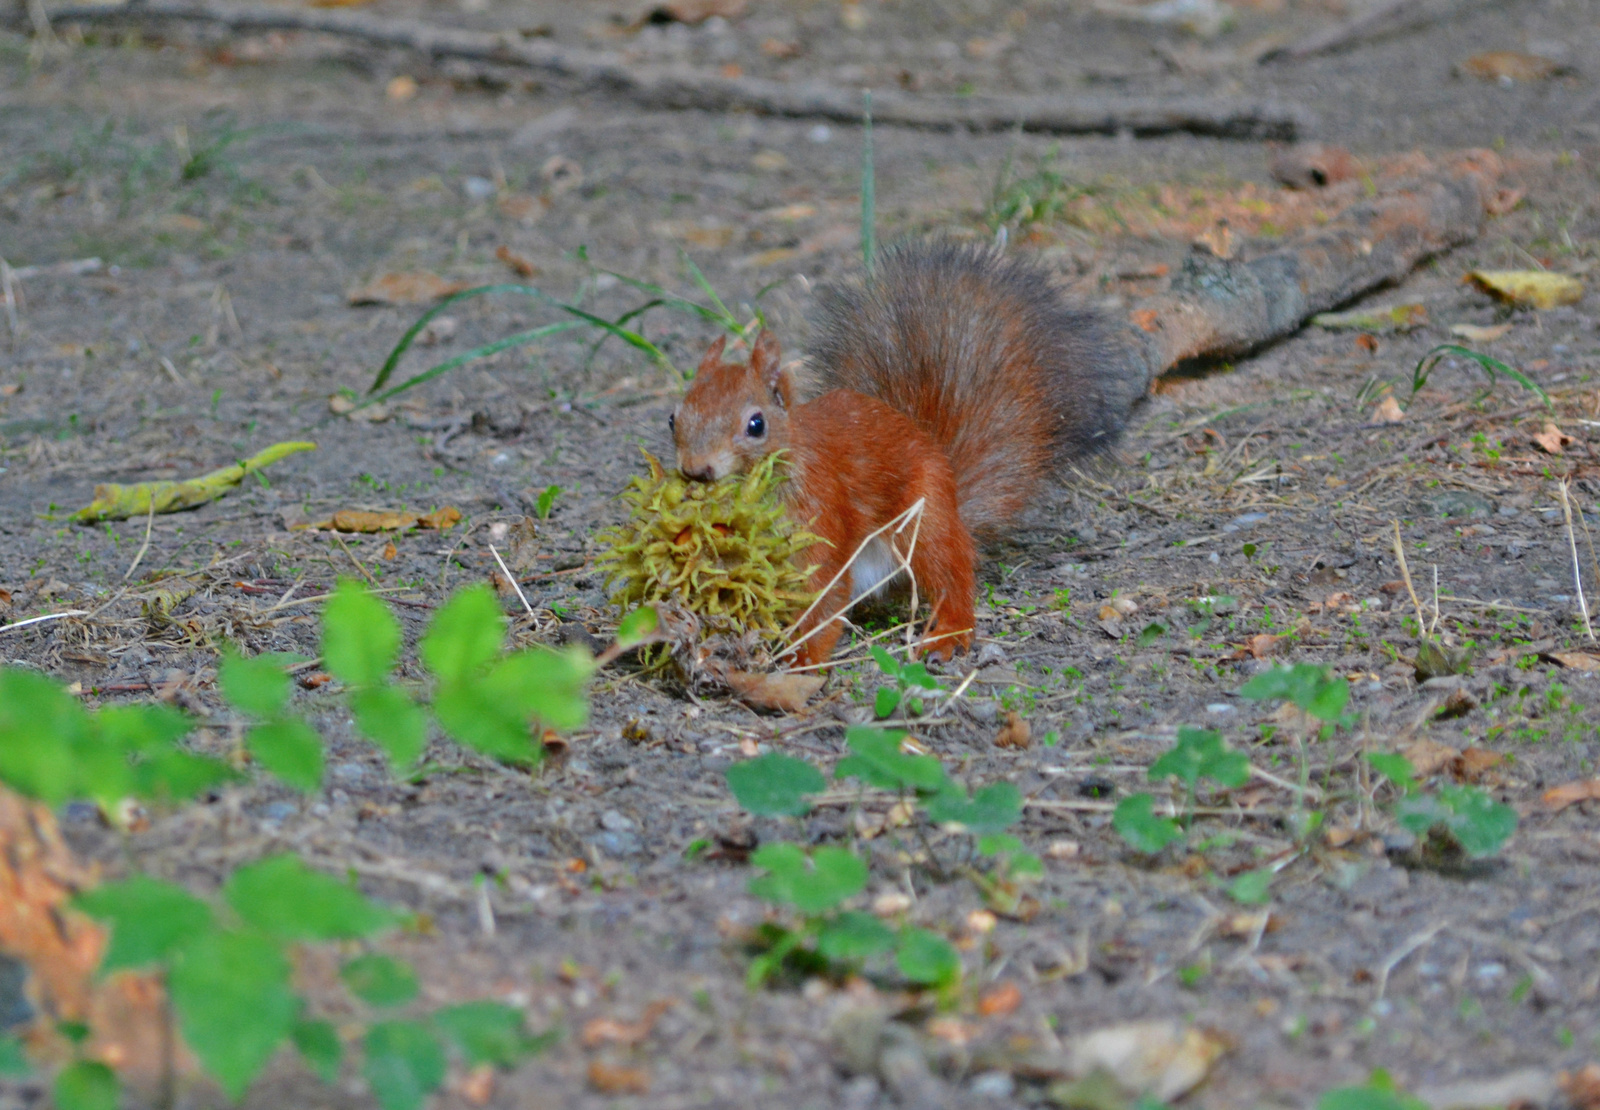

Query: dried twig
<box><xmin>488</xmin><ymin>543</ymin><xmax>534</xmax><ymax>617</ymax></box>
<box><xmin>1391</xmin><ymin>520</ymin><xmax>1429</xmax><ymax>633</ymax></box>
<box><xmin>0</xmin><ymin>610</ymin><xmax>90</xmax><ymax>634</ymax></box>
<box><xmin>1262</xmin><ymin>0</ymin><xmax>1427</xmax><ymax>62</ymax></box>
<box><xmin>1373</xmin><ymin>921</ymin><xmax>1448</xmax><ymax>1001</ymax></box>
<box><xmin>1559</xmin><ymin>480</ymin><xmax>1595</xmax><ymax>641</ymax></box>
<box><xmin>122</xmin><ymin>500</ymin><xmax>158</xmax><ymax>582</ymax></box>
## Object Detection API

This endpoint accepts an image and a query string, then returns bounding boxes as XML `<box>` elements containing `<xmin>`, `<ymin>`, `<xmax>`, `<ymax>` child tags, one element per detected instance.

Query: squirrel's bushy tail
<box><xmin>811</xmin><ymin>240</ymin><xmax>1132</xmax><ymax>539</ymax></box>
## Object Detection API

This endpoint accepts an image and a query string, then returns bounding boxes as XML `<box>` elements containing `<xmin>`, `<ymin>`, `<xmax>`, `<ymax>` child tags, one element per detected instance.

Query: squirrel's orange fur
<box><xmin>670</xmin><ymin>241</ymin><xmax>1134</xmax><ymax>667</ymax></box>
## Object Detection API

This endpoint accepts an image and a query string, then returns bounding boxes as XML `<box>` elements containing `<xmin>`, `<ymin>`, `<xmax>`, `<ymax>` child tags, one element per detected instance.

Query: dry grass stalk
<box><xmin>1559</xmin><ymin>480</ymin><xmax>1595</xmax><ymax>641</ymax></box>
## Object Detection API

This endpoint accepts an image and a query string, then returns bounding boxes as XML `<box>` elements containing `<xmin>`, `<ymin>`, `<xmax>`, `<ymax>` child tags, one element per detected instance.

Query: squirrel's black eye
<box><xmin>746</xmin><ymin>413</ymin><xmax>765</xmax><ymax>438</ymax></box>
<box><xmin>668</xmin><ymin>412</ymin><xmax>676</xmax><ymax>433</ymax></box>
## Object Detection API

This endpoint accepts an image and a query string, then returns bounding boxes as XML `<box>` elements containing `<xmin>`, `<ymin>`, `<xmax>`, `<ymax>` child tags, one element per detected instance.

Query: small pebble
<box><xmin>970</xmin><ymin>1071</ymin><xmax>1015</xmax><ymax>1098</ymax></box>
<box><xmin>807</xmin><ymin>124</ymin><xmax>832</xmax><ymax>143</ymax></box>
<box><xmin>462</xmin><ymin>175</ymin><xmax>496</xmax><ymax>201</ymax></box>
<box><xmin>1206</xmin><ymin>703</ymin><xmax>1234</xmax><ymax>714</ymax></box>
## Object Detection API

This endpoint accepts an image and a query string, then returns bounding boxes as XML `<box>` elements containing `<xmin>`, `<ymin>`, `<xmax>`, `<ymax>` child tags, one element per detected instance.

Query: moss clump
<box><xmin>596</xmin><ymin>451</ymin><xmax>818</xmax><ymax>645</ymax></box>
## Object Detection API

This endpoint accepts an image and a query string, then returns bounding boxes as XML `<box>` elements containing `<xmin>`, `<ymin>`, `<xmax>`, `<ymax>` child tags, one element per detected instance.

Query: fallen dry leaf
<box><xmin>1402</xmin><ymin>737</ymin><xmax>1460</xmax><ymax>778</ymax></box>
<box><xmin>1268</xmin><ymin>142</ymin><xmax>1359</xmax><ymax>189</ymax></box>
<box><xmin>586</xmin><ymin>1060</ymin><xmax>650</xmax><ymax>1095</ymax></box>
<box><xmin>722</xmin><ymin>668</ymin><xmax>824</xmax><ymax>712</ymax></box>
<box><xmin>978</xmin><ymin>982</ymin><xmax>1023</xmax><ymax>1017</ymax></box>
<box><xmin>1451</xmin><ymin>747</ymin><xmax>1502</xmax><ymax>782</ymax></box>
<box><xmin>1466</xmin><ymin>269</ymin><xmax>1583</xmax><ymax>309</ymax></box>
<box><xmin>1449</xmin><ymin>322</ymin><xmax>1513</xmax><ymax>343</ymax></box>
<box><xmin>1542</xmin><ymin>779</ymin><xmax>1600</xmax><ymax>812</ymax></box>
<box><xmin>1192</xmin><ymin>222</ymin><xmax>1235</xmax><ymax>259</ymax></box>
<box><xmin>1559</xmin><ymin>1063</ymin><xmax>1600</xmax><ymax>1110</ymax></box>
<box><xmin>1532</xmin><ymin>422</ymin><xmax>1576</xmax><ymax>455</ymax></box>
<box><xmin>581</xmin><ymin>1000</ymin><xmax>674</xmax><ymax>1048</ymax></box>
<box><xmin>1065</xmin><ymin>1020</ymin><xmax>1231</xmax><ymax>1104</ymax></box>
<box><xmin>1458</xmin><ymin>50</ymin><xmax>1564</xmax><ymax>81</ymax></box>
<box><xmin>1312</xmin><ymin>302</ymin><xmax>1427</xmax><ymax>333</ymax></box>
<box><xmin>385</xmin><ymin>74</ymin><xmax>417</xmax><ymax>100</ymax></box>
<box><xmin>926</xmin><ymin>1016</ymin><xmax>976</xmax><ymax>1046</ymax></box>
<box><xmin>497</xmin><ymin>194</ymin><xmax>547</xmax><ymax>225</ymax></box>
<box><xmin>1545</xmin><ymin>651</ymin><xmax>1600</xmax><ymax>671</ymax></box>
<box><xmin>328</xmin><ymin>394</ymin><xmax>390</xmax><ymax>422</ymax></box>
<box><xmin>1223</xmin><ymin>633</ymin><xmax>1283</xmax><ymax>661</ymax></box>
<box><xmin>348</xmin><ymin>271</ymin><xmax>468</xmax><ymax>306</ymax></box>
<box><xmin>495</xmin><ymin>245</ymin><xmax>538</xmax><ymax>277</ymax></box>
<box><xmin>458</xmin><ymin>1063</ymin><xmax>495</xmax><ymax>1106</ymax></box>
<box><xmin>1370</xmin><ymin>395</ymin><xmax>1407</xmax><ymax>423</ymax></box>
<box><xmin>295</xmin><ymin>507</ymin><xmax>460</xmax><ymax>533</ymax></box>
<box><xmin>994</xmin><ymin>711</ymin><xmax>1031</xmax><ymax>749</ymax></box>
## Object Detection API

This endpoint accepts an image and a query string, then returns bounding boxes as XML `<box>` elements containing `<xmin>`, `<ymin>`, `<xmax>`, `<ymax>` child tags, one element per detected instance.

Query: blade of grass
<box><xmin>679</xmin><ymin>250</ymin><xmax>736</xmax><ymax>327</ymax></box>
<box><xmin>1411</xmin><ymin>343</ymin><xmax>1551</xmax><ymax>409</ymax></box>
<box><xmin>581</xmin><ymin>299</ymin><xmax>666</xmax><ymax>374</ymax></box>
<box><xmin>369</xmin><ymin>283</ymin><xmax>561</xmax><ymax>394</ymax></box>
<box><xmin>860</xmin><ymin>89</ymin><xmax>875</xmax><ymax>273</ymax></box>
<box><xmin>363</xmin><ymin>320</ymin><xmax>587</xmax><ymax>408</ymax></box>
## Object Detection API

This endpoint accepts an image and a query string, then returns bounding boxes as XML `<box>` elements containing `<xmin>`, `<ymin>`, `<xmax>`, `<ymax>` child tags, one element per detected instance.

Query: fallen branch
<box><xmin>1116</xmin><ymin>149</ymin><xmax>1506</xmax><ymax>395</ymax></box>
<box><xmin>30</xmin><ymin>0</ymin><xmax>1311</xmax><ymax>140</ymax></box>
<box><xmin>1262</xmin><ymin>0</ymin><xmax>1467</xmax><ymax>63</ymax></box>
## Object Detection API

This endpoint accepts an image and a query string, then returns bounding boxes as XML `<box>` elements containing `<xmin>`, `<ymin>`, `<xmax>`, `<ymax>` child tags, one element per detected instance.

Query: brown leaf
<box><xmin>1559</xmin><ymin>1064</ymin><xmax>1600</xmax><ymax>1110</ymax></box>
<box><xmin>760</xmin><ymin>37</ymin><xmax>802</xmax><ymax>57</ymax></box>
<box><xmin>978</xmin><ymin>981</ymin><xmax>1023</xmax><ymax>1017</ymax></box>
<box><xmin>496</xmin><ymin>194</ymin><xmax>547</xmax><ymax>225</ymax></box>
<box><xmin>348</xmin><ymin>271</ymin><xmax>468</xmax><ymax>306</ymax></box>
<box><xmin>417</xmin><ymin>506</ymin><xmax>462</xmax><ymax>530</ymax></box>
<box><xmin>581</xmin><ymin>1000</ymin><xmax>674</xmax><ymax>1048</ymax></box>
<box><xmin>458</xmin><ymin>1063</ymin><xmax>495</xmax><ymax>1106</ymax></box>
<box><xmin>994</xmin><ymin>711</ymin><xmax>1031</xmax><ymax>749</ymax></box>
<box><xmin>385</xmin><ymin>75</ymin><xmax>417</xmax><ymax>100</ymax></box>
<box><xmin>1354</xmin><ymin>333</ymin><xmax>1380</xmax><ymax>354</ymax></box>
<box><xmin>495</xmin><ymin>245</ymin><xmax>538</xmax><ymax>277</ymax></box>
<box><xmin>587</xmin><ymin>1060</ymin><xmax>650</xmax><ymax>1094</ymax></box>
<box><xmin>1545</xmin><ymin>651</ymin><xmax>1600</xmax><ymax>671</ymax></box>
<box><xmin>1224</xmin><ymin>633</ymin><xmax>1282</xmax><ymax>662</ymax></box>
<box><xmin>723</xmin><ymin>669</ymin><xmax>824</xmax><ymax>712</ymax></box>
<box><xmin>1370</xmin><ymin>394</ymin><xmax>1406</xmax><ymax>423</ymax></box>
<box><xmin>1434</xmin><ymin>688</ymin><xmax>1478</xmax><ymax>720</ymax></box>
<box><xmin>1542</xmin><ymin>778</ymin><xmax>1600</xmax><ymax>812</ymax></box>
<box><xmin>1458</xmin><ymin>51</ymin><xmax>1564</xmax><ymax>81</ymax></box>
<box><xmin>1268</xmin><ymin>142</ymin><xmax>1359</xmax><ymax>189</ymax></box>
<box><xmin>1402</xmin><ymin>737</ymin><xmax>1460</xmax><ymax>778</ymax></box>
<box><xmin>1532</xmin><ymin>422</ymin><xmax>1576</xmax><ymax>455</ymax></box>
<box><xmin>380</xmin><ymin>541</ymin><xmax>398</xmax><ymax>560</ymax></box>
<box><xmin>1192</xmin><ymin>222</ymin><xmax>1235</xmax><ymax>259</ymax></box>
<box><xmin>1451</xmin><ymin>747</ymin><xmax>1502</xmax><ymax>781</ymax></box>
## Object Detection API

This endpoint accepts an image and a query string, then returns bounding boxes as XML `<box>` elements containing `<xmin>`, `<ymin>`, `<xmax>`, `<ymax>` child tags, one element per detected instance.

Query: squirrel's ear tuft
<box><xmin>698</xmin><ymin>335</ymin><xmax>728</xmax><ymax>373</ymax></box>
<box><xmin>751</xmin><ymin>328</ymin><xmax>783</xmax><ymax>385</ymax></box>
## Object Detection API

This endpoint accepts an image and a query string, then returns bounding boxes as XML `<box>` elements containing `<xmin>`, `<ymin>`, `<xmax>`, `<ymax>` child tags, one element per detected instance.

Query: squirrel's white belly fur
<box><xmin>849</xmin><ymin>537</ymin><xmax>904</xmax><ymax>601</ymax></box>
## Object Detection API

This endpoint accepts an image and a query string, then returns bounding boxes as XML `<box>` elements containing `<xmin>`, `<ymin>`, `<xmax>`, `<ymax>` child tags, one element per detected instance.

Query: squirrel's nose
<box><xmin>680</xmin><ymin>463</ymin><xmax>717</xmax><ymax>483</ymax></box>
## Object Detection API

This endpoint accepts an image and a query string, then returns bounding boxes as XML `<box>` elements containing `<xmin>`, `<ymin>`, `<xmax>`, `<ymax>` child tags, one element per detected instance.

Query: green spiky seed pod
<box><xmin>596</xmin><ymin>451</ymin><xmax>819</xmax><ymax>652</ymax></box>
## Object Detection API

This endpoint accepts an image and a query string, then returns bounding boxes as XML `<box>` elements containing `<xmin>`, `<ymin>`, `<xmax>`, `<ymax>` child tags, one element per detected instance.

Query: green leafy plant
<box><xmin>1113</xmin><ymin>727</ymin><xmax>1250</xmax><ymax>853</ymax></box>
<box><xmin>1367</xmin><ymin>754</ymin><xmax>1517</xmax><ymax>859</ymax></box>
<box><xmin>73</xmin><ymin>857</ymin><xmax>547</xmax><ymax>1109</ymax></box>
<box><xmin>0</xmin><ymin>580</ymin><xmax>598</xmax><ymax>1107</ymax></box>
<box><xmin>1317</xmin><ymin>1070</ymin><xmax>1429</xmax><ymax>1110</ymax></box>
<box><xmin>744</xmin><ymin>843</ymin><xmax>960</xmax><ymax>993</ymax></box>
<box><xmin>534</xmin><ymin>483</ymin><xmax>562</xmax><ymax>520</ymax></box>
<box><xmin>868</xmin><ymin>644</ymin><xmax>943</xmax><ymax>719</ymax></box>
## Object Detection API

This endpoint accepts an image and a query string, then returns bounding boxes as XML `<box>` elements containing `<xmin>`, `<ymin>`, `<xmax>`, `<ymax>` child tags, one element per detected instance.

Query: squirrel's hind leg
<box><xmin>903</xmin><ymin>511</ymin><xmax>977</xmax><ymax>662</ymax></box>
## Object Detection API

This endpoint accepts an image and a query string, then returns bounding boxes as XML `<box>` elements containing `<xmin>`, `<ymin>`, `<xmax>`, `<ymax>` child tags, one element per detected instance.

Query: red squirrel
<box><xmin>670</xmin><ymin>240</ymin><xmax>1132</xmax><ymax>667</ymax></box>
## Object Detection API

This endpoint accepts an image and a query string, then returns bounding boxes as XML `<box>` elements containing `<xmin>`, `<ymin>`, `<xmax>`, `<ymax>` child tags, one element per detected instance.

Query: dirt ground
<box><xmin>4</xmin><ymin>0</ymin><xmax>1600</xmax><ymax>1107</ymax></box>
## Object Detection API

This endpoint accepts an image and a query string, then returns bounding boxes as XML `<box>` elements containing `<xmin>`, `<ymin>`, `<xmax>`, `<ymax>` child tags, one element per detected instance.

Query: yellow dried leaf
<box><xmin>1458</xmin><ymin>51</ymin><xmax>1563</xmax><ymax>82</ymax></box>
<box><xmin>1466</xmin><ymin>269</ymin><xmax>1583</xmax><ymax>309</ymax></box>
